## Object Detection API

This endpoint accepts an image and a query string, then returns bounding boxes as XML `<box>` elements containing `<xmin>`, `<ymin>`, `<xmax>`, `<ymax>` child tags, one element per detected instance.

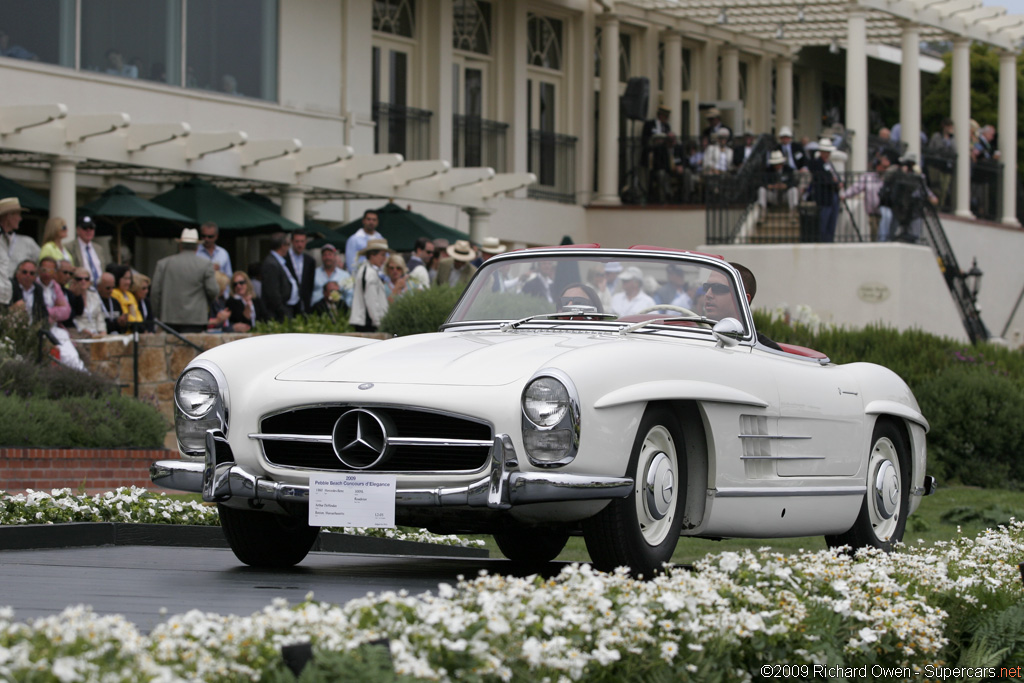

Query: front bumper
<box><xmin>151</xmin><ymin>429</ymin><xmax>633</xmax><ymax>510</ymax></box>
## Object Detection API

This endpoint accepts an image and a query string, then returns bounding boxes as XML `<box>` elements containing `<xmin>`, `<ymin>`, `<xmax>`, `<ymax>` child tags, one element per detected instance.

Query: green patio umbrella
<box><xmin>0</xmin><ymin>174</ymin><xmax>49</xmax><ymax>212</ymax></box>
<box><xmin>151</xmin><ymin>178</ymin><xmax>304</xmax><ymax>234</ymax></box>
<box><xmin>81</xmin><ymin>184</ymin><xmax>194</xmax><ymax>264</ymax></box>
<box><xmin>316</xmin><ymin>202</ymin><xmax>469</xmax><ymax>252</ymax></box>
<box><xmin>238</xmin><ymin>191</ymin><xmax>330</xmax><ymax>234</ymax></box>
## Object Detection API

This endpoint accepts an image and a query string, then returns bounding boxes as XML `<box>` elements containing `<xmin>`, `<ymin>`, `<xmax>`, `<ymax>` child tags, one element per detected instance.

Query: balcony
<box><xmin>453</xmin><ymin>115</ymin><xmax>508</xmax><ymax>172</ymax></box>
<box><xmin>527</xmin><ymin>130</ymin><xmax>577</xmax><ymax>204</ymax></box>
<box><xmin>373</xmin><ymin>103</ymin><xmax>433</xmax><ymax>161</ymax></box>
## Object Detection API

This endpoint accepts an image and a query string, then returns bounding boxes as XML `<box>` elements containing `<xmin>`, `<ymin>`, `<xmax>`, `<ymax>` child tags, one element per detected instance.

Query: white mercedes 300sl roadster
<box><xmin>153</xmin><ymin>246</ymin><xmax>934</xmax><ymax>576</ymax></box>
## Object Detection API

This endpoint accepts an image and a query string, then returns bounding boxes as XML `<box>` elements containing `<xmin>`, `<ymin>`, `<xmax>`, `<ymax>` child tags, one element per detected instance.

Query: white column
<box><xmin>594</xmin><ymin>12</ymin><xmax>621</xmax><ymax>205</ymax></box>
<box><xmin>281</xmin><ymin>186</ymin><xmax>305</xmax><ymax>225</ymax></box>
<box><xmin>464</xmin><ymin>207</ymin><xmax>493</xmax><ymax>243</ymax></box>
<box><xmin>49</xmin><ymin>157</ymin><xmax>77</xmax><ymax>227</ymax></box>
<box><xmin>424</xmin><ymin>2</ymin><xmax>454</xmax><ymax>162</ymax></box>
<box><xmin>952</xmin><ymin>38</ymin><xmax>973</xmax><ymax>218</ymax></box>
<box><xmin>776</xmin><ymin>55</ymin><xmax>794</xmax><ymax>134</ymax></box>
<box><xmin>720</xmin><ymin>45</ymin><xmax>739</xmax><ymax>102</ymax></box>
<box><xmin>664</xmin><ymin>31</ymin><xmax>683</xmax><ymax>134</ymax></box>
<box><xmin>900</xmin><ymin>23</ymin><xmax>922</xmax><ymax>163</ymax></box>
<box><xmin>340</xmin><ymin>1</ymin><xmax>375</xmax><ymax>154</ymax></box>
<box><xmin>845</xmin><ymin>8</ymin><xmax>869</xmax><ymax>172</ymax></box>
<box><xmin>998</xmin><ymin>49</ymin><xmax>1019</xmax><ymax>226</ymax></box>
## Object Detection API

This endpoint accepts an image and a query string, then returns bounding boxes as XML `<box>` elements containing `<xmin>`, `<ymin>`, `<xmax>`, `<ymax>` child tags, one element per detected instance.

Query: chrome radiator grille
<box><xmin>256</xmin><ymin>406</ymin><xmax>493</xmax><ymax>472</ymax></box>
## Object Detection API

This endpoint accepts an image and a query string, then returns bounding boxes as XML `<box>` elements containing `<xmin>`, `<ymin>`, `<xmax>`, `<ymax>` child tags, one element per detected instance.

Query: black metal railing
<box><xmin>373</xmin><ymin>103</ymin><xmax>433</xmax><ymax>161</ymax></box>
<box><xmin>618</xmin><ymin>134</ymin><xmax>707</xmax><ymax>205</ymax></box>
<box><xmin>528</xmin><ymin>130</ymin><xmax>577</xmax><ymax>203</ymax></box>
<box><xmin>453</xmin><ymin>115</ymin><xmax>508</xmax><ymax>171</ymax></box>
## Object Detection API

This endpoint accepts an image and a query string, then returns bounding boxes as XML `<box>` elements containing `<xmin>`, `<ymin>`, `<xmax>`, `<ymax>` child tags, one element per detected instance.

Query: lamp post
<box><xmin>965</xmin><ymin>258</ymin><xmax>983</xmax><ymax>303</ymax></box>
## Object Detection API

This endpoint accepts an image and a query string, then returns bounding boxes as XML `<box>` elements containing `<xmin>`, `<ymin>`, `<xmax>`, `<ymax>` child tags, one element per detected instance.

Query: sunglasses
<box><xmin>201</xmin><ymin>234</ymin><xmax>217</xmax><ymax>239</ymax></box>
<box><xmin>74</xmin><ymin>276</ymin><xmax>91</xmax><ymax>282</ymax></box>
<box><xmin>61</xmin><ymin>270</ymin><xmax>75</xmax><ymax>276</ymax></box>
<box><xmin>80</xmin><ymin>225</ymin><xmax>95</xmax><ymax>231</ymax></box>
<box><xmin>232</xmin><ymin>281</ymin><xmax>246</xmax><ymax>287</ymax></box>
<box><xmin>701</xmin><ymin>282</ymin><xmax>732</xmax><ymax>296</ymax></box>
<box><xmin>561</xmin><ymin>296</ymin><xmax>592</xmax><ymax>307</ymax></box>
<box><xmin>19</xmin><ymin>269</ymin><xmax>36</xmax><ymax>276</ymax></box>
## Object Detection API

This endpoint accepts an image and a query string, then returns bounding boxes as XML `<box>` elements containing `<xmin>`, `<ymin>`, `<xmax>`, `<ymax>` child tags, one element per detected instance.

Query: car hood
<box><xmin>275</xmin><ymin>331</ymin><xmax>614</xmax><ymax>386</ymax></box>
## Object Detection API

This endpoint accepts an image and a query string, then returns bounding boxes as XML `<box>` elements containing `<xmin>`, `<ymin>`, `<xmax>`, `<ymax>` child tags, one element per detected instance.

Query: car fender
<box><xmin>863</xmin><ymin>399</ymin><xmax>929</xmax><ymax>433</ymax></box>
<box><xmin>593</xmin><ymin>380</ymin><xmax>770</xmax><ymax>410</ymax></box>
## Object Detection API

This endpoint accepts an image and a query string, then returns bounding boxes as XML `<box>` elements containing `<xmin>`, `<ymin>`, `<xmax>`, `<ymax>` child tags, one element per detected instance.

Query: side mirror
<box><xmin>712</xmin><ymin>317</ymin><xmax>744</xmax><ymax>348</ymax></box>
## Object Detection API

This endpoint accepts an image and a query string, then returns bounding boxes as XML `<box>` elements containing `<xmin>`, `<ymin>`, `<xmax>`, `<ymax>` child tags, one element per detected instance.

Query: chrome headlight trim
<box><xmin>521</xmin><ymin>369</ymin><xmax>580</xmax><ymax>467</ymax></box>
<box><xmin>174</xmin><ymin>360</ymin><xmax>229</xmax><ymax>456</ymax></box>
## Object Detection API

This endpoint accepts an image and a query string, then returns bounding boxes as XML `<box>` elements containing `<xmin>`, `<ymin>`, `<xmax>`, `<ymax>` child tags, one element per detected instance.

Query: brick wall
<box><xmin>0</xmin><ymin>447</ymin><xmax>174</xmax><ymax>493</ymax></box>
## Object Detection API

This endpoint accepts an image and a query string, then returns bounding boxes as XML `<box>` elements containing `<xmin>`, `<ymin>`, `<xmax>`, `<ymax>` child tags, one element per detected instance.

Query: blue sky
<box><xmin>986</xmin><ymin>0</ymin><xmax>1024</xmax><ymax>14</ymax></box>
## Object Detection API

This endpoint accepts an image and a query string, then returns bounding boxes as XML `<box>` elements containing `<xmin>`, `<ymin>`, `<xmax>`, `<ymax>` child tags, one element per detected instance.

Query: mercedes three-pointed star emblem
<box><xmin>332</xmin><ymin>409</ymin><xmax>392</xmax><ymax>469</ymax></box>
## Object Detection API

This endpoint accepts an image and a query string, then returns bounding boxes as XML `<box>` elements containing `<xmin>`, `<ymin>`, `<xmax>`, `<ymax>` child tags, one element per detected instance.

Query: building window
<box><xmin>453</xmin><ymin>0</ymin><xmax>490</xmax><ymax>55</ymax></box>
<box><xmin>374</xmin><ymin>0</ymin><xmax>415</xmax><ymax>38</ymax></box>
<box><xmin>527</xmin><ymin>13</ymin><xmax>561</xmax><ymax>70</ymax></box>
<box><xmin>186</xmin><ymin>0</ymin><xmax>278</xmax><ymax>100</ymax></box>
<box><xmin>0</xmin><ymin>0</ymin><xmax>71</xmax><ymax>67</ymax></box>
<box><xmin>81</xmin><ymin>0</ymin><xmax>182</xmax><ymax>84</ymax></box>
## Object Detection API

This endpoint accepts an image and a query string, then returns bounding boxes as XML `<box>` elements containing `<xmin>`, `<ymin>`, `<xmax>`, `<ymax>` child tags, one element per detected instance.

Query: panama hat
<box><xmin>357</xmin><ymin>238</ymin><xmax>390</xmax><ymax>256</ymax></box>
<box><xmin>768</xmin><ymin>150</ymin><xmax>786</xmax><ymax>165</ymax></box>
<box><xmin>0</xmin><ymin>197</ymin><xmax>28</xmax><ymax>216</ymax></box>
<box><xmin>446</xmin><ymin>239</ymin><xmax>476</xmax><ymax>262</ymax></box>
<box><xmin>706</xmin><ymin>107</ymin><xmax>721</xmax><ymax>118</ymax></box>
<box><xmin>177</xmin><ymin>227</ymin><xmax>200</xmax><ymax>244</ymax></box>
<box><xmin>778</xmin><ymin>126</ymin><xmax>793</xmax><ymax>138</ymax></box>
<box><xmin>478</xmin><ymin>236</ymin><xmax>506</xmax><ymax>255</ymax></box>
<box><xmin>817</xmin><ymin>138</ymin><xmax>835</xmax><ymax>153</ymax></box>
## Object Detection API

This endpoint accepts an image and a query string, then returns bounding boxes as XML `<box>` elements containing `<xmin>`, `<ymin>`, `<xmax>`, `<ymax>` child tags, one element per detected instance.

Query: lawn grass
<box><xmin>472</xmin><ymin>486</ymin><xmax>1024</xmax><ymax>565</ymax></box>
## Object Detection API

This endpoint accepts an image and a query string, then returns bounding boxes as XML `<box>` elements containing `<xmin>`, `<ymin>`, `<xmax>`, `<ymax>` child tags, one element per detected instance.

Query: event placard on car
<box><xmin>309</xmin><ymin>474</ymin><xmax>396</xmax><ymax>528</ymax></box>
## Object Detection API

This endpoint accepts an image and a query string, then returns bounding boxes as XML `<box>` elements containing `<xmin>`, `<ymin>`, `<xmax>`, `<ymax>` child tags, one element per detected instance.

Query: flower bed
<box><xmin>1</xmin><ymin>504</ymin><xmax>1023</xmax><ymax>681</ymax></box>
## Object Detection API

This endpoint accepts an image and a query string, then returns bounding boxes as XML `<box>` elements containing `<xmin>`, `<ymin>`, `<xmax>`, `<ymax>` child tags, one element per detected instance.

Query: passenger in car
<box><xmin>729</xmin><ymin>262</ymin><xmax>782</xmax><ymax>351</ymax></box>
<box><xmin>558</xmin><ymin>283</ymin><xmax>604</xmax><ymax>313</ymax></box>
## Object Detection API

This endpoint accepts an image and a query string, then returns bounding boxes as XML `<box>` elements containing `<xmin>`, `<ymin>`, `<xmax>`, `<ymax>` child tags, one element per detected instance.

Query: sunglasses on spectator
<box><xmin>61</xmin><ymin>270</ymin><xmax>75</xmax><ymax>276</ymax></box>
<box><xmin>74</xmin><ymin>276</ymin><xmax>91</xmax><ymax>282</ymax></box>
<box><xmin>19</xmin><ymin>269</ymin><xmax>36</xmax><ymax>275</ymax></box>
<box><xmin>232</xmin><ymin>281</ymin><xmax>246</xmax><ymax>287</ymax></box>
<box><xmin>701</xmin><ymin>282</ymin><xmax>732</xmax><ymax>296</ymax></box>
<box><xmin>560</xmin><ymin>296</ymin><xmax>593</xmax><ymax>307</ymax></box>
<box><xmin>80</xmin><ymin>225</ymin><xmax>95</xmax><ymax>231</ymax></box>
<box><xmin>202</xmin><ymin>234</ymin><xmax>217</xmax><ymax>239</ymax></box>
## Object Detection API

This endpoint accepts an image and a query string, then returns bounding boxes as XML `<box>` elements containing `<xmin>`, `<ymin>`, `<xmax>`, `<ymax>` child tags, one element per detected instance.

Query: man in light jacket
<box><xmin>151</xmin><ymin>228</ymin><xmax>220</xmax><ymax>333</ymax></box>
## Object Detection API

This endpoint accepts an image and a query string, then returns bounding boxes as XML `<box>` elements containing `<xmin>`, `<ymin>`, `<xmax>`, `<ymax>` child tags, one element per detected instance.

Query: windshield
<box><xmin>446</xmin><ymin>253</ymin><xmax>749</xmax><ymax>334</ymax></box>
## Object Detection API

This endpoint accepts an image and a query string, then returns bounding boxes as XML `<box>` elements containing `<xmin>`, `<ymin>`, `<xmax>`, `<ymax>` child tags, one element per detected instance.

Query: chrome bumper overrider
<box><xmin>150</xmin><ymin>429</ymin><xmax>633</xmax><ymax>510</ymax></box>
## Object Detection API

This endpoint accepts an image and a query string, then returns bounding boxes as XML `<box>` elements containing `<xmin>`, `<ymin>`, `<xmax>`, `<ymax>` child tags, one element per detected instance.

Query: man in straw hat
<box><xmin>473</xmin><ymin>236</ymin><xmax>506</xmax><ymax>266</ymax></box>
<box><xmin>349</xmin><ymin>238</ymin><xmax>391</xmax><ymax>333</ymax></box>
<box><xmin>702</xmin><ymin>107</ymin><xmax>731</xmax><ymax>142</ymax></box>
<box><xmin>805</xmin><ymin>138</ymin><xmax>843</xmax><ymax>242</ymax></box>
<box><xmin>758</xmin><ymin>149</ymin><xmax>799</xmax><ymax>217</ymax></box>
<box><xmin>0</xmin><ymin>197</ymin><xmax>39</xmax><ymax>305</ymax></box>
<box><xmin>150</xmin><ymin>227</ymin><xmax>220</xmax><ymax>333</ymax></box>
<box><xmin>434</xmin><ymin>239</ymin><xmax>477</xmax><ymax>288</ymax></box>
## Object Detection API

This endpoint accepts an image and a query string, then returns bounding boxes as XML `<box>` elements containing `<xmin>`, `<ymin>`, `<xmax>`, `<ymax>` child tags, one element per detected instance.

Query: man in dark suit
<box><xmin>9</xmin><ymin>259</ymin><xmax>46</xmax><ymax>322</ymax></box>
<box><xmin>640</xmin><ymin>106</ymin><xmax>671</xmax><ymax>163</ymax></box>
<box><xmin>776</xmin><ymin>126</ymin><xmax>806</xmax><ymax>171</ymax></box>
<box><xmin>732</xmin><ymin>132</ymin><xmax>757</xmax><ymax>170</ymax></box>
<box><xmin>805</xmin><ymin>138</ymin><xmax>842</xmax><ymax>242</ymax></box>
<box><xmin>261</xmin><ymin>232</ymin><xmax>299</xmax><ymax>321</ymax></box>
<box><xmin>286</xmin><ymin>230</ymin><xmax>316</xmax><ymax>313</ymax></box>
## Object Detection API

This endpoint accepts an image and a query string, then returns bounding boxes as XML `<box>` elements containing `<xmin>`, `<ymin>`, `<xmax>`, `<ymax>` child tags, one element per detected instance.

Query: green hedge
<box><xmin>380</xmin><ymin>285</ymin><xmax>464</xmax><ymax>337</ymax></box>
<box><xmin>252</xmin><ymin>311</ymin><xmax>352</xmax><ymax>335</ymax></box>
<box><xmin>0</xmin><ymin>360</ymin><xmax>168</xmax><ymax>448</ymax></box>
<box><xmin>754</xmin><ymin>311</ymin><xmax>1024</xmax><ymax>488</ymax></box>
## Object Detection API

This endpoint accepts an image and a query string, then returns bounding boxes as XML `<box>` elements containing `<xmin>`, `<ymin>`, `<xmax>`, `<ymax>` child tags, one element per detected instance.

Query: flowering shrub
<box><xmin>0</xmin><ymin>487</ymin><xmax>484</xmax><ymax>550</ymax></box>
<box><xmin>1</xmin><ymin>522</ymin><xmax>1023</xmax><ymax>681</ymax></box>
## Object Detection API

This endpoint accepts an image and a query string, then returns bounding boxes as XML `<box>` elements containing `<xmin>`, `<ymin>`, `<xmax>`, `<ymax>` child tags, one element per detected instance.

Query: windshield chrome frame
<box><xmin>440</xmin><ymin>247</ymin><xmax>757</xmax><ymax>345</ymax></box>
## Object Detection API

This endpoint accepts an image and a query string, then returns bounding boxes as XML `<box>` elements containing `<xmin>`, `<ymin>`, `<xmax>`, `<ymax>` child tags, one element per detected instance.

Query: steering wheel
<box><xmin>637</xmin><ymin>304</ymin><xmax>699</xmax><ymax>317</ymax></box>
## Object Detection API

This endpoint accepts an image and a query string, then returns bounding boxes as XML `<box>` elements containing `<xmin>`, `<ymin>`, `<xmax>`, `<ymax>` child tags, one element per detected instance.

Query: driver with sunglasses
<box><xmin>700</xmin><ymin>263</ymin><xmax>781</xmax><ymax>350</ymax></box>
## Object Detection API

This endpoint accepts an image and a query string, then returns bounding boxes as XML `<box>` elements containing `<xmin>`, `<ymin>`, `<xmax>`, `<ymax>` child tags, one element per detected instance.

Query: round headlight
<box><xmin>523</xmin><ymin>377</ymin><xmax>570</xmax><ymax>427</ymax></box>
<box><xmin>176</xmin><ymin>368</ymin><xmax>219</xmax><ymax>419</ymax></box>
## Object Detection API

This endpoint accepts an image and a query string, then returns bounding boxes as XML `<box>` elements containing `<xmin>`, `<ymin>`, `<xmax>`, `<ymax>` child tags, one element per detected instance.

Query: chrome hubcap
<box><xmin>867</xmin><ymin>436</ymin><xmax>902</xmax><ymax>541</ymax></box>
<box><xmin>645</xmin><ymin>452</ymin><xmax>675</xmax><ymax>520</ymax></box>
<box><xmin>635</xmin><ymin>425</ymin><xmax>678</xmax><ymax>546</ymax></box>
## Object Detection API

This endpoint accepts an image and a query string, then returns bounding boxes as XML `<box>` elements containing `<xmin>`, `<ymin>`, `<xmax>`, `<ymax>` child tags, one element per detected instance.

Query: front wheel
<box><xmin>218</xmin><ymin>504</ymin><xmax>321</xmax><ymax>567</ymax></box>
<box><xmin>582</xmin><ymin>407</ymin><xmax>685</xmax><ymax>577</ymax></box>
<box><xmin>493</xmin><ymin>526</ymin><xmax>569</xmax><ymax>565</ymax></box>
<box><xmin>826</xmin><ymin>420</ymin><xmax>910</xmax><ymax>552</ymax></box>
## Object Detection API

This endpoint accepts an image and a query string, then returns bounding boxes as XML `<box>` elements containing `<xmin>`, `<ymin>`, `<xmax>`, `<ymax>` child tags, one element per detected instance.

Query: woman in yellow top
<box><xmin>107</xmin><ymin>263</ymin><xmax>143</xmax><ymax>324</ymax></box>
<box><xmin>38</xmin><ymin>217</ymin><xmax>73</xmax><ymax>263</ymax></box>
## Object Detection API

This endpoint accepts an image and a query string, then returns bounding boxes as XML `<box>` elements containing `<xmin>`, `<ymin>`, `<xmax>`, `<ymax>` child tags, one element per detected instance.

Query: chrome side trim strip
<box><xmin>714</xmin><ymin>485</ymin><xmax>866</xmax><ymax>498</ymax></box>
<box><xmin>737</xmin><ymin>434</ymin><xmax>812</xmax><ymax>440</ymax></box>
<box><xmin>249</xmin><ymin>433</ymin><xmax>333</xmax><ymax>443</ymax></box>
<box><xmin>739</xmin><ymin>455</ymin><xmax>826</xmax><ymax>460</ymax></box>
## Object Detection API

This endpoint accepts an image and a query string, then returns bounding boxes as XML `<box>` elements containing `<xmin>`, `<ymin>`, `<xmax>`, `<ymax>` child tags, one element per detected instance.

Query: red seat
<box><xmin>777</xmin><ymin>343</ymin><xmax>828</xmax><ymax>360</ymax></box>
<box><xmin>618</xmin><ymin>313</ymin><xmax>698</xmax><ymax>327</ymax></box>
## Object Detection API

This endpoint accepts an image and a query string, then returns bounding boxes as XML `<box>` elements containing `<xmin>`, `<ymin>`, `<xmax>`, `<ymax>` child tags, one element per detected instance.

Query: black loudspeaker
<box><xmin>621</xmin><ymin>77</ymin><xmax>649</xmax><ymax>121</ymax></box>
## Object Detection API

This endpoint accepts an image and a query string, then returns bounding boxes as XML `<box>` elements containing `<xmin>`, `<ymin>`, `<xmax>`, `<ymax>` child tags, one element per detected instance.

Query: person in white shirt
<box><xmin>611</xmin><ymin>267</ymin><xmax>656</xmax><ymax>316</ymax></box>
<box><xmin>195</xmin><ymin>222</ymin><xmax>233</xmax><ymax>279</ymax></box>
<box><xmin>344</xmin><ymin>209</ymin><xmax>381</xmax><ymax>272</ymax></box>
<box><xmin>311</xmin><ymin>243</ymin><xmax>352</xmax><ymax>308</ymax></box>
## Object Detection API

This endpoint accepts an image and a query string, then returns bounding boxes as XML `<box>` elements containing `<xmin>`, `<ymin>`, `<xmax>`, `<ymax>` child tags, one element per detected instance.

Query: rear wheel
<box><xmin>218</xmin><ymin>504</ymin><xmax>320</xmax><ymax>567</ymax></box>
<box><xmin>582</xmin><ymin>407</ymin><xmax>685</xmax><ymax>577</ymax></box>
<box><xmin>493</xmin><ymin>527</ymin><xmax>569</xmax><ymax>565</ymax></box>
<box><xmin>826</xmin><ymin>420</ymin><xmax>910</xmax><ymax>552</ymax></box>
